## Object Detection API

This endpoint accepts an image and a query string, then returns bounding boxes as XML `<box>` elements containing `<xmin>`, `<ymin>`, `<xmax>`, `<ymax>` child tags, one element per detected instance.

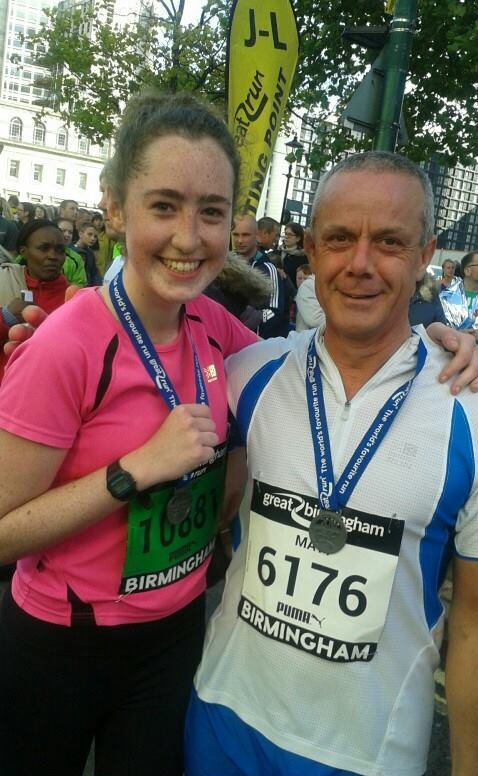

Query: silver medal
<box><xmin>166</xmin><ymin>488</ymin><xmax>193</xmax><ymax>525</ymax></box>
<box><xmin>309</xmin><ymin>510</ymin><xmax>347</xmax><ymax>554</ymax></box>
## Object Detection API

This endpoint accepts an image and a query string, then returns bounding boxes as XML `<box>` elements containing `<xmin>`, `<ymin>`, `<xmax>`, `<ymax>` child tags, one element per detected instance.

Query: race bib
<box><xmin>240</xmin><ymin>480</ymin><xmax>404</xmax><ymax>662</ymax></box>
<box><xmin>119</xmin><ymin>442</ymin><xmax>227</xmax><ymax>595</ymax></box>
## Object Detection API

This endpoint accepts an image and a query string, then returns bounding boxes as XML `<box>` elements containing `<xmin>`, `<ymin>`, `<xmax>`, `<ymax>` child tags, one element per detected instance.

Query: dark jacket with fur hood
<box><xmin>205</xmin><ymin>252</ymin><xmax>272</xmax><ymax>320</ymax></box>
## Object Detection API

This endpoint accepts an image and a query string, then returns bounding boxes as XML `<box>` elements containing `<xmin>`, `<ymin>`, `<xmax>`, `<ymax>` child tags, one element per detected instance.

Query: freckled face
<box><xmin>110</xmin><ymin>135</ymin><xmax>234</xmax><ymax>313</ymax></box>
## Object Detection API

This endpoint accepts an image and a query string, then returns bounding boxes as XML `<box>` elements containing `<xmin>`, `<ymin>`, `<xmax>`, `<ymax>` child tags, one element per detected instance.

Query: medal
<box><xmin>167</xmin><ymin>488</ymin><xmax>193</xmax><ymax>525</ymax></box>
<box><xmin>309</xmin><ymin>510</ymin><xmax>347</xmax><ymax>554</ymax></box>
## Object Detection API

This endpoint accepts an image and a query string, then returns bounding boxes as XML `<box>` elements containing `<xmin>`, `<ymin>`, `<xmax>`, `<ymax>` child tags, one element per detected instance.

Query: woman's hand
<box><xmin>122</xmin><ymin>404</ymin><xmax>219</xmax><ymax>490</ymax></box>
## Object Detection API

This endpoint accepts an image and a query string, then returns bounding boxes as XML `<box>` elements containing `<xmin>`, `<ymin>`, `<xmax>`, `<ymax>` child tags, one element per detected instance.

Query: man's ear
<box><xmin>107</xmin><ymin>193</ymin><xmax>125</xmax><ymax>236</ymax></box>
<box><xmin>416</xmin><ymin>235</ymin><xmax>437</xmax><ymax>281</ymax></box>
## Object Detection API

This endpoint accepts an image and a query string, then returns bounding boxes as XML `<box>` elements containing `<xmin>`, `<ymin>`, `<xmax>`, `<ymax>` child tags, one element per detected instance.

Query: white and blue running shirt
<box><xmin>194</xmin><ymin>325</ymin><xmax>478</xmax><ymax>776</ymax></box>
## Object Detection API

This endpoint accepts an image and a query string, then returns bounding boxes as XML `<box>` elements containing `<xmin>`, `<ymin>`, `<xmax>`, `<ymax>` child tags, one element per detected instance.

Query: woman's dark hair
<box><xmin>8</xmin><ymin>195</ymin><xmax>19</xmax><ymax>209</ymax></box>
<box><xmin>110</xmin><ymin>90</ymin><xmax>240</xmax><ymax>206</ymax></box>
<box><xmin>16</xmin><ymin>219</ymin><xmax>61</xmax><ymax>254</ymax></box>
<box><xmin>20</xmin><ymin>202</ymin><xmax>35</xmax><ymax>222</ymax></box>
<box><xmin>285</xmin><ymin>221</ymin><xmax>304</xmax><ymax>249</ymax></box>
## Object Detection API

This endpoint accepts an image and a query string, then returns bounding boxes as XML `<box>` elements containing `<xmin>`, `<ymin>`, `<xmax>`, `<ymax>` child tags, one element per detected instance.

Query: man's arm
<box><xmin>446</xmin><ymin>557</ymin><xmax>478</xmax><ymax>776</ymax></box>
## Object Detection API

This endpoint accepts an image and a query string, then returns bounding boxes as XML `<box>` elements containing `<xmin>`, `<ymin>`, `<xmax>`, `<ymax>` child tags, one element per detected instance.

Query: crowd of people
<box><xmin>438</xmin><ymin>252</ymin><xmax>478</xmax><ymax>333</ymax></box>
<box><xmin>0</xmin><ymin>90</ymin><xmax>478</xmax><ymax>776</ymax></box>
<box><xmin>0</xmin><ymin>195</ymin><xmax>119</xmax><ymax>277</ymax></box>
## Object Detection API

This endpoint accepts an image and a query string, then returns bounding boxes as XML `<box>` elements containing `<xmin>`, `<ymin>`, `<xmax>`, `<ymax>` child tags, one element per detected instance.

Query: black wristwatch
<box><xmin>106</xmin><ymin>460</ymin><xmax>138</xmax><ymax>501</ymax></box>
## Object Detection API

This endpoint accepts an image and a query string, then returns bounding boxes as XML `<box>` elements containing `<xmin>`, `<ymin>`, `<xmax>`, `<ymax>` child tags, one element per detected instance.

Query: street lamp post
<box><xmin>281</xmin><ymin>135</ymin><xmax>304</xmax><ymax>225</ymax></box>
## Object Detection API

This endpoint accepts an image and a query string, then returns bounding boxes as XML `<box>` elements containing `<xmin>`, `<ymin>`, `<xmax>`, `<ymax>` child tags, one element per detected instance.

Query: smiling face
<box><xmin>109</xmin><ymin>134</ymin><xmax>234</xmax><ymax>318</ymax></box>
<box><xmin>20</xmin><ymin>226</ymin><xmax>65</xmax><ymax>281</ymax></box>
<box><xmin>304</xmin><ymin>170</ymin><xmax>436</xmax><ymax>353</ymax></box>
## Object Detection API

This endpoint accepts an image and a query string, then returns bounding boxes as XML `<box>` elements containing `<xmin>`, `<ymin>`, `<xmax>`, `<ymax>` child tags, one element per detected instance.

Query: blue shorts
<box><xmin>184</xmin><ymin>689</ymin><xmax>360</xmax><ymax>776</ymax></box>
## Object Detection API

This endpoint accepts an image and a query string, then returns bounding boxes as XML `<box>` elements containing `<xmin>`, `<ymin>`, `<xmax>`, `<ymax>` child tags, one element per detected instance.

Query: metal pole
<box><xmin>281</xmin><ymin>162</ymin><xmax>292</xmax><ymax>224</ymax></box>
<box><xmin>373</xmin><ymin>0</ymin><xmax>417</xmax><ymax>152</ymax></box>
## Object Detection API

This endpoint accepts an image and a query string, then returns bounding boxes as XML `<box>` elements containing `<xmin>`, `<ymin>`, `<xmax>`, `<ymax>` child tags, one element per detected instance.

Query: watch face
<box><xmin>107</xmin><ymin>464</ymin><xmax>136</xmax><ymax>501</ymax></box>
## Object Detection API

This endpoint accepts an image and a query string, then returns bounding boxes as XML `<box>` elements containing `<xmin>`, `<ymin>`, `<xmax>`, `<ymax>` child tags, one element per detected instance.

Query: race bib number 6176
<box><xmin>239</xmin><ymin>480</ymin><xmax>404</xmax><ymax>663</ymax></box>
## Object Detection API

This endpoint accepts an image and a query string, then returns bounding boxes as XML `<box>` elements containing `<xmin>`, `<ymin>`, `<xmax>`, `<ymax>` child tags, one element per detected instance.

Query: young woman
<box><xmin>282</xmin><ymin>221</ymin><xmax>307</xmax><ymax>287</ymax></box>
<box><xmin>0</xmin><ymin>91</ymin><xmax>255</xmax><ymax>776</ymax></box>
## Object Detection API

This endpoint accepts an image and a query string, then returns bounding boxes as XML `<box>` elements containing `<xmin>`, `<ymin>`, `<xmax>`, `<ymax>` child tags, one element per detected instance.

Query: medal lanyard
<box><xmin>109</xmin><ymin>269</ymin><xmax>209</xmax><ymax>484</ymax></box>
<box><xmin>305</xmin><ymin>333</ymin><xmax>427</xmax><ymax>512</ymax></box>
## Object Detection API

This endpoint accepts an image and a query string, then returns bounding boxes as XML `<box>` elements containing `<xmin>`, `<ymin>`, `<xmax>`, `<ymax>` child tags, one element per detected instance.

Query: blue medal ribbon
<box><xmin>109</xmin><ymin>269</ymin><xmax>209</xmax><ymax>485</ymax></box>
<box><xmin>306</xmin><ymin>333</ymin><xmax>427</xmax><ymax>512</ymax></box>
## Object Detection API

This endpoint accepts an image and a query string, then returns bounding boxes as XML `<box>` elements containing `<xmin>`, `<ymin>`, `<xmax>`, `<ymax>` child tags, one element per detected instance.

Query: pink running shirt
<box><xmin>0</xmin><ymin>288</ymin><xmax>256</xmax><ymax>625</ymax></box>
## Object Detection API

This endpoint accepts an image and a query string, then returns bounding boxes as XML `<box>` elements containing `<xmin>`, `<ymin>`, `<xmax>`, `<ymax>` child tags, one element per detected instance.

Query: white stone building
<box><xmin>0</xmin><ymin>0</ymin><xmax>146</xmax><ymax>207</ymax></box>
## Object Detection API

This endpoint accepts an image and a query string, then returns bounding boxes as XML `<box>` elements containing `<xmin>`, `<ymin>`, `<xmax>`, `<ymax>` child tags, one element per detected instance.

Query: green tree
<box><xmin>293</xmin><ymin>0</ymin><xmax>478</xmax><ymax>169</ymax></box>
<box><xmin>30</xmin><ymin>0</ymin><xmax>230</xmax><ymax>144</ymax></box>
<box><xmin>30</xmin><ymin>0</ymin><xmax>478</xmax><ymax>167</ymax></box>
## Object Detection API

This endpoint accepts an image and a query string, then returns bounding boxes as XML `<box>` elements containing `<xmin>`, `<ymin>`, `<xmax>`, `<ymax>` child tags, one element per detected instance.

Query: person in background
<box><xmin>15</xmin><ymin>202</ymin><xmax>35</xmax><ymax>225</ymax></box>
<box><xmin>98</xmin><ymin>161</ymin><xmax>126</xmax><ymax>282</ymax></box>
<box><xmin>74</xmin><ymin>222</ymin><xmax>102</xmax><ymax>286</ymax></box>
<box><xmin>256</xmin><ymin>216</ymin><xmax>280</xmax><ymax>255</ymax></box>
<box><xmin>34</xmin><ymin>204</ymin><xmax>48</xmax><ymax>220</ymax></box>
<box><xmin>92</xmin><ymin>211</ymin><xmax>115</xmax><ymax>277</ymax></box>
<box><xmin>439</xmin><ymin>261</ymin><xmax>471</xmax><ymax>330</ymax></box>
<box><xmin>282</xmin><ymin>221</ymin><xmax>307</xmax><ymax>287</ymax></box>
<box><xmin>56</xmin><ymin>218</ymin><xmax>87</xmax><ymax>288</ymax></box>
<box><xmin>7</xmin><ymin>196</ymin><xmax>19</xmax><ymax>218</ymax></box>
<box><xmin>296</xmin><ymin>263</ymin><xmax>313</xmax><ymax>288</ymax></box>
<box><xmin>73</xmin><ymin>207</ymin><xmax>92</xmax><ymax>243</ymax></box>
<box><xmin>409</xmin><ymin>272</ymin><xmax>448</xmax><ymax>327</ymax></box>
<box><xmin>232</xmin><ymin>214</ymin><xmax>289</xmax><ymax>338</ymax></box>
<box><xmin>439</xmin><ymin>259</ymin><xmax>458</xmax><ymax>290</ymax></box>
<box><xmin>58</xmin><ymin>199</ymin><xmax>79</xmax><ymax>224</ymax></box>
<box><xmin>0</xmin><ymin>219</ymin><xmax>69</xmax><ymax>380</ymax></box>
<box><xmin>461</xmin><ymin>251</ymin><xmax>478</xmax><ymax>327</ymax></box>
<box><xmin>0</xmin><ymin>199</ymin><xmax>18</xmax><ymax>260</ymax></box>
<box><xmin>294</xmin><ymin>262</ymin><xmax>325</xmax><ymax>332</ymax></box>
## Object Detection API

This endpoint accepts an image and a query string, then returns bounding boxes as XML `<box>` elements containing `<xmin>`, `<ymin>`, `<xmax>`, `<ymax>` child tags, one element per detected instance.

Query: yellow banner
<box><xmin>227</xmin><ymin>0</ymin><xmax>299</xmax><ymax>216</ymax></box>
<box><xmin>385</xmin><ymin>0</ymin><xmax>395</xmax><ymax>13</ymax></box>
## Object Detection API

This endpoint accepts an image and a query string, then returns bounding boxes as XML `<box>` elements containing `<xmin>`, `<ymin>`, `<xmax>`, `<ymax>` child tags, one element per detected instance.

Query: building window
<box><xmin>33</xmin><ymin>122</ymin><xmax>45</xmax><ymax>145</ymax></box>
<box><xmin>57</xmin><ymin>127</ymin><xmax>68</xmax><ymax>150</ymax></box>
<box><xmin>9</xmin><ymin>116</ymin><xmax>22</xmax><ymax>141</ymax></box>
<box><xmin>56</xmin><ymin>168</ymin><xmax>65</xmax><ymax>186</ymax></box>
<box><xmin>33</xmin><ymin>164</ymin><xmax>43</xmax><ymax>182</ymax></box>
<box><xmin>79</xmin><ymin>172</ymin><xmax>87</xmax><ymax>189</ymax></box>
<box><xmin>9</xmin><ymin>159</ymin><xmax>20</xmax><ymax>177</ymax></box>
<box><xmin>78</xmin><ymin>136</ymin><xmax>89</xmax><ymax>155</ymax></box>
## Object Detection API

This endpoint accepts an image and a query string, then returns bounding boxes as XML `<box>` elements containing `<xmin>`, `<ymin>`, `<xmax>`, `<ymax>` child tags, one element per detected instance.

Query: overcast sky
<box><xmin>181</xmin><ymin>1</ymin><xmax>202</xmax><ymax>25</ymax></box>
